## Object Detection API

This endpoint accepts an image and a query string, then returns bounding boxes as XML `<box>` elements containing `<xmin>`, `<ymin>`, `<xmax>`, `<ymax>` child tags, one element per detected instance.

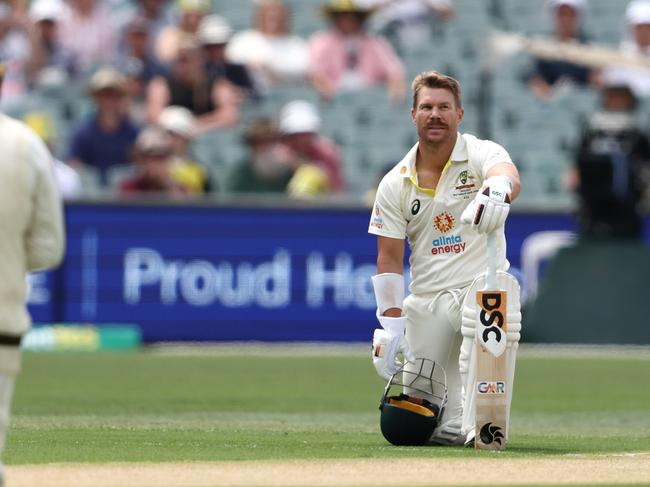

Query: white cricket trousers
<box><xmin>0</xmin><ymin>345</ymin><xmax>21</xmax><ymax>463</ymax></box>
<box><xmin>402</xmin><ymin>285</ymin><xmax>470</xmax><ymax>426</ymax></box>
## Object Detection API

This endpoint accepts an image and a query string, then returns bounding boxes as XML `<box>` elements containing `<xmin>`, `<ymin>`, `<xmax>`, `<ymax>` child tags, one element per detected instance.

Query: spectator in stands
<box><xmin>146</xmin><ymin>38</ymin><xmax>241</xmax><ymax>133</ymax></box>
<box><xmin>308</xmin><ymin>0</ymin><xmax>406</xmax><ymax>102</ymax></box>
<box><xmin>364</xmin><ymin>0</ymin><xmax>454</xmax><ymax>54</ymax></box>
<box><xmin>59</xmin><ymin>0</ymin><xmax>119</xmax><ymax>72</ymax></box>
<box><xmin>24</xmin><ymin>0</ymin><xmax>77</xmax><ymax>90</ymax></box>
<box><xmin>119</xmin><ymin>16</ymin><xmax>166</xmax><ymax>85</ymax></box>
<box><xmin>119</xmin><ymin>0</ymin><xmax>173</xmax><ymax>52</ymax></box>
<box><xmin>225</xmin><ymin>117</ymin><xmax>295</xmax><ymax>193</ymax></box>
<box><xmin>527</xmin><ymin>0</ymin><xmax>597</xmax><ymax>101</ymax></box>
<box><xmin>225</xmin><ymin>0</ymin><xmax>309</xmax><ymax>93</ymax></box>
<box><xmin>197</xmin><ymin>14</ymin><xmax>258</xmax><ymax>100</ymax></box>
<box><xmin>122</xmin><ymin>58</ymin><xmax>149</xmax><ymax>123</ymax></box>
<box><xmin>569</xmin><ymin>75</ymin><xmax>650</xmax><ymax>239</ymax></box>
<box><xmin>157</xmin><ymin>105</ymin><xmax>213</xmax><ymax>193</ymax></box>
<box><xmin>155</xmin><ymin>0</ymin><xmax>209</xmax><ymax>65</ymax></box>
<box><xmin>0</xmin><ymin>2</ymin><xmax>30</xmax><ymax>103</ymax></box>
<box><xmin>278</xmin><ymin>100</ymin><xmax>345</xmax><ymax>193</ymax></box>
<box><xmin>120</xmin><ymin>125</ymin><xmax>188</xmax><ymax>197</ymax></box>
<box><xmin>68</xmin><ymin>67</ymin><xmax>141</xmax><ymax>184</ymax></box>
<box><xmin>23</xmin><ymin>111</ymin><xmax>83</xmax><ymax>199</ymax></box>
<box><xmin>601</xmin><ymin>0</ymin><xmax>650</xmax><ymax>97</ymax></box>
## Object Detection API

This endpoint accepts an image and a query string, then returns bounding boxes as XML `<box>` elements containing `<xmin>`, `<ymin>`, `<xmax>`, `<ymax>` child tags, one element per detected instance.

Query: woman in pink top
<box><xmin>308</xmin><ymin>0</ymin><xmax>406</xmax><ymax>102</ymax></box>
<box><xmin>59</xmin><ymin>0</ymin><xmax>118</xmax><ymax>71</ymax></box>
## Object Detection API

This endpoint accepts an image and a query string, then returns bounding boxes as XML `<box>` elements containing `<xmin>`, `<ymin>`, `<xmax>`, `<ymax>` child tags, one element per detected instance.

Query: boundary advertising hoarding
<box><xmin>28</xmin><ymin>200</ymin><xmax>630</xmax><ymax>342</ymax></box>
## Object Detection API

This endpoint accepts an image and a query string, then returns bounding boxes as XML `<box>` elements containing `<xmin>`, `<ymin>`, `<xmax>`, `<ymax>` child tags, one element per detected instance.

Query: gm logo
<box><xmin>477</xmin><ymin>291</ymin><xmax>507</xmax><ymax>357</ymax></box>
<box><xmin>477</xmin><ymin>381</ymin><xmax>506</xmax><ymax>395</ymax></box>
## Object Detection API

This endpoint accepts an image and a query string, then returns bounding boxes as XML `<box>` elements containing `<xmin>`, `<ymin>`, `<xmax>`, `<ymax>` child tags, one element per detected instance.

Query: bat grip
<box><xmin>486</xmin><ymin>232</ymin><xmax>497</xmax><ymax>290</ymax></box>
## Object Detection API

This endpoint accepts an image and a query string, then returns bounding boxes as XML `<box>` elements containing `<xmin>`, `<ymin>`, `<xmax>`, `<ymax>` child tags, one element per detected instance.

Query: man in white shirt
<box><xmin>0</xmin><ymin>64</ymin><xmax>65</xmax><ymax>486</ymax></box>
<box><xmin>603</xmin><ymin>0</ymin><xmax>650</xmax><ymax>97</ymax></box>
<box><xmin>368</xmin><ymin>70</ymin><xmax>522</xmax><ymax>445</ymax></box>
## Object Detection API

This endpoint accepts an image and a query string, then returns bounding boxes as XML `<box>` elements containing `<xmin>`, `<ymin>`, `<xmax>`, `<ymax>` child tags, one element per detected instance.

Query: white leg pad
<box><xmin>459</xmin><ymin>271</ymin><xmax>521</xmax><ymax>440</ymax></box>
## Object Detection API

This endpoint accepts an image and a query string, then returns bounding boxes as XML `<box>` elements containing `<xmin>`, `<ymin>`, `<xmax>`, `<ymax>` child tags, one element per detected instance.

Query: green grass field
<box><xmin>5</xmin><ymin>345</ymin><xmax>650</xmax><ymax>467</ymax></box>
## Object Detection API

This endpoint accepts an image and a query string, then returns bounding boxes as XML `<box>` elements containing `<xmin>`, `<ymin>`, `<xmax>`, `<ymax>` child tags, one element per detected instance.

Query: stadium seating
<box><xmin>5</xmin><ymin>0</ymin><xmax>643</xmax><ymax>205</ymax></box>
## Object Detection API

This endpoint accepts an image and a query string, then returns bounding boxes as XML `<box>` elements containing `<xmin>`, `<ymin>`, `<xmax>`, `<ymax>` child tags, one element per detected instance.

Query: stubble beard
<box><xmin>421</xmin><ymin>125</ymin><xmax>454</xmax><ymax>151</ymax></box>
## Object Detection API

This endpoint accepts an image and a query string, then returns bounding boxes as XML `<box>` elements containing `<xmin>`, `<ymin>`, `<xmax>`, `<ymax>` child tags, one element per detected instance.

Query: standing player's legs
<box><xmin>0</xmin><ymin>344</ymin><xmax>21</xmax><ymax>485</ymax></box>
<box><xmin>403</xmin><ymin>292</ymin><xmax>464</xmax><ymax>444</ymax></box>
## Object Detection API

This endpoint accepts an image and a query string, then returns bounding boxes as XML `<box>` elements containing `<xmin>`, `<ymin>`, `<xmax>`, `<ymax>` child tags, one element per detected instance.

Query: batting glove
<box><xmin>461</xmin><ymin>176</ymin><xmax>512</xmax><ymax>234</ymax></box>
<box><xmin>372</xmin><ymin>315</ymin><xmax>415</xmax><ymax>381</ymax></box>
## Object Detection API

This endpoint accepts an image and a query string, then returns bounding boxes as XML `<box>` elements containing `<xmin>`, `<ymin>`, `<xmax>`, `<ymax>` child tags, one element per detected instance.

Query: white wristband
<box><xmin>485</xmin><ymin>175</ymin><xmax>513</xmax><ymax>192</ymax></box>
<box><xmin>371</xmin><ymin>273</ymin><xmax>405</xmax><ymax>316</ymax></box>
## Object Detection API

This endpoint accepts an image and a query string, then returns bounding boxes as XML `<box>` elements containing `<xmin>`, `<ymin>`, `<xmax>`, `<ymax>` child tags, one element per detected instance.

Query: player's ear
<box><xmin>457</xmin><ymin>106</ymin><xmax>464</xmax><ymax>123</ymax></box>
<box><xmin>411</xmin><ymin>107</ymin><xmax>416</xmax><ymax>124</ymax></box>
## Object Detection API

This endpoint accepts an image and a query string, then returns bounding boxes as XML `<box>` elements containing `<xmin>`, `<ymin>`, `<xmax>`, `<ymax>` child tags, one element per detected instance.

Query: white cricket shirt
<box><xmin>0</xmin><ymin>113</ymin><xmax>65</xmax><ymax>337</ymax></box>
<box><xmin>368</xmin><ymin>133</ymin><xmax>514</xmax><ymax>294</ymax></box>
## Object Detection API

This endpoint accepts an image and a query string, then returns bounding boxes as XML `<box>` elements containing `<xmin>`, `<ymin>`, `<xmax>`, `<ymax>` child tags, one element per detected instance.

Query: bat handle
<box><xmin>486</xmin><ymin>231</ymin><xmax>497</xmax><ymax>290</ymax></box>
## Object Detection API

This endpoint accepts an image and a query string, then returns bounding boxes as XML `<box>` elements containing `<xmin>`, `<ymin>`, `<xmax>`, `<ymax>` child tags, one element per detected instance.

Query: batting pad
<box><xmin>459</xmin><ymin>271</ymin><xmax>521</xmax><ymax>440</ymax></box>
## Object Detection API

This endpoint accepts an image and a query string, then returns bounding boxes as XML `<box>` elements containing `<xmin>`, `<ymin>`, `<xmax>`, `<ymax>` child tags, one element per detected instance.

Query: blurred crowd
<box><xmin>0</xmin><ymin>0</ymin><xmax>649</xmax><ymax>206</ymax></box>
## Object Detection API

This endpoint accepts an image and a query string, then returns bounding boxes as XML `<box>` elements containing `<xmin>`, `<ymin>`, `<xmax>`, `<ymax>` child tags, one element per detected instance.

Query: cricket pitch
<box><xmin>7</xmin><ymin>454</ymin><xmax>650</xmax><ymax>487</ymax></box>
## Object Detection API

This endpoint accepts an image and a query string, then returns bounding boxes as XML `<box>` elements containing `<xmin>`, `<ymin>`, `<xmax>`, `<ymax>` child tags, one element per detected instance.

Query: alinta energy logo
<box><xmin>479</xmin><ymin>422</ymin><xmax>504</xmax><ymax>446</ymax></box>
<box><xmin>432</xmin><ymin>212</ymin><xmax>465</xmax><ymax>255</ymax></box>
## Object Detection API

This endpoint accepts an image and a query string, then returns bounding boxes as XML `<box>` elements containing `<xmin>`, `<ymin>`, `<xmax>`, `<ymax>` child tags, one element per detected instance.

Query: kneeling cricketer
<box><xmin>368</xmin><ymin>70</ymin><xmax>522</xmax><ymax>447</ymax></box>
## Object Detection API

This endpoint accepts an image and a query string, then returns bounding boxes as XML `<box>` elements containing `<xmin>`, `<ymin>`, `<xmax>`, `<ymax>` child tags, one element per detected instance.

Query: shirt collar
<box><xmin>397</xmin><ymin>133</ymin><xmax>468</xmax><ymax>178</ymax></box>
<box><xmin>449</xmin><ymin>133</ymin><xmax>468</xmax><ymax>163</ymax></box>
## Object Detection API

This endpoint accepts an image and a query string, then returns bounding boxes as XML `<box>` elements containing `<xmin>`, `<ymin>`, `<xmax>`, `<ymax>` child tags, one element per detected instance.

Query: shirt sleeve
<box><xmin>307</xmin><ymin>33</ymin><xmax>328</xmax><ymax>79</ymax></box>
<box><xmin>25</xmin><ymin>131</ymin><xmax>65</xmax><ymax>272</ymax></box>
<box><xmin>368</xmin><ymin>176</ymin><xmax>406</xmax><ymax>239</ymax></box>
<box><xmin>479</xmin><ymin>140</ymin><xmax>514</xmax><ymax>177</ymax></box>
<box><xmin>372</xmin><ymin>36</ymin><xmax>406</xmax><ymax>82</ymax></box>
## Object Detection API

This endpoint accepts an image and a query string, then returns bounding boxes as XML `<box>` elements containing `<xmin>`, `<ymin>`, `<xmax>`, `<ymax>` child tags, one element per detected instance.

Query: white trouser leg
<box><xmin>460</xmin><ymin>271</ymin><xmax>522</xmax><ymax>441</ymax></box>
<box><xmin>0</xmin><ymin>373</ymin><xmax>15</xmax><ymax>463</ymax></box>
<box><xmin>0</xmin><ymin>344</ymin><xmax>22</xmax><ymax>465</ymax></box>
<box><xmin>403</xmin><ymin>290</ymin><xmax>464</xmax><ymax>444</ymax></box>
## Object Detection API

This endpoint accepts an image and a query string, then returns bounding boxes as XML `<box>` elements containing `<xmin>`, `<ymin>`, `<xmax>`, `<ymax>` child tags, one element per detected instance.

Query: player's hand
<box><xmin>461</xmin><ymin>176</ymin><xmax>512</xmax><ymax>234</ymax></box>
<box><xmin>372</xmin><ymin>315</ymin><xmax>415</xmax><ymax>381</ymax></box>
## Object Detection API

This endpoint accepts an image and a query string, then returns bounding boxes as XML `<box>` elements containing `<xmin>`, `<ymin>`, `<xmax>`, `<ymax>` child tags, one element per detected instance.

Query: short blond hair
<box><xmin>411</xmin><ymin>71</ymin><xmax>462</xmax><ymax>109</ymax></box>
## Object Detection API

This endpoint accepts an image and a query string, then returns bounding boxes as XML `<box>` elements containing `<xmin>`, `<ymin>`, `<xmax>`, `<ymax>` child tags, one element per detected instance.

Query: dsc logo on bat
<box><xmin>477</xmin><ymin>291</ymin><xmax>507</xmax><ymax>357</ymax></box>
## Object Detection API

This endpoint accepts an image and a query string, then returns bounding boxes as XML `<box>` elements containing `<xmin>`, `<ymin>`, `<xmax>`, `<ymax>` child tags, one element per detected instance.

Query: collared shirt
<box><xmin>368</xmin><ymin>133</ymin><xmax>514</xmax><ymax>294</ymax></box>
<box><xmin>68</xmin><ymin>116</ymin><xmax>140</xmax><ymax>183</ymax></box>
<box><xmin>308</xmin><ymin>30</ymin><xmax>405</xmax><ymax>89</ymax></box>
<box><xmin>59</xmin><ymin>3</ymin><xmax>118</xmax><ymax>70</ymax></box>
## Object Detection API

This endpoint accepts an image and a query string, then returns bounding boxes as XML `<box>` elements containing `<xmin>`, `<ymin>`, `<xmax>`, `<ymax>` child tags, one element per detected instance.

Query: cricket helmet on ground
<box><xmin>379</xmin><ymin>358</ymin><xmax>447</xmax><ymax>446</ymax></box>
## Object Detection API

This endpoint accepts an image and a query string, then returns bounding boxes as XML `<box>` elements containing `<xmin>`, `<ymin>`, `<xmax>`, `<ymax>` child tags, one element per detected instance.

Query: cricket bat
<box><xmin>474</xmin><ymin>232</ymin><xmax>507</xmax><ymax>451</ymax></box>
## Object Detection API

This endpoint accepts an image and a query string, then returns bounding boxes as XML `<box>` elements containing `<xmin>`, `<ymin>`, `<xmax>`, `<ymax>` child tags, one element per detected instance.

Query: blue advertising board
<box><xmin>25</xmin><ymin>201</ymin><xmax>646</xmax><ymax>343</ymax></box>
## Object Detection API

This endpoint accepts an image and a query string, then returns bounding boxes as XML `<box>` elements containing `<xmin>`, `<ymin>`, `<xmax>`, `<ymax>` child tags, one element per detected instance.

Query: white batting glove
<box><xmin>372</xmin><ymin>315</ymin><xmax>415</xmax><ymax>381</ymax></box>
<box><xmin>461</xmin><ymin>176</ymin><xmax>512</xmax><ymax>234</ymax></box>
